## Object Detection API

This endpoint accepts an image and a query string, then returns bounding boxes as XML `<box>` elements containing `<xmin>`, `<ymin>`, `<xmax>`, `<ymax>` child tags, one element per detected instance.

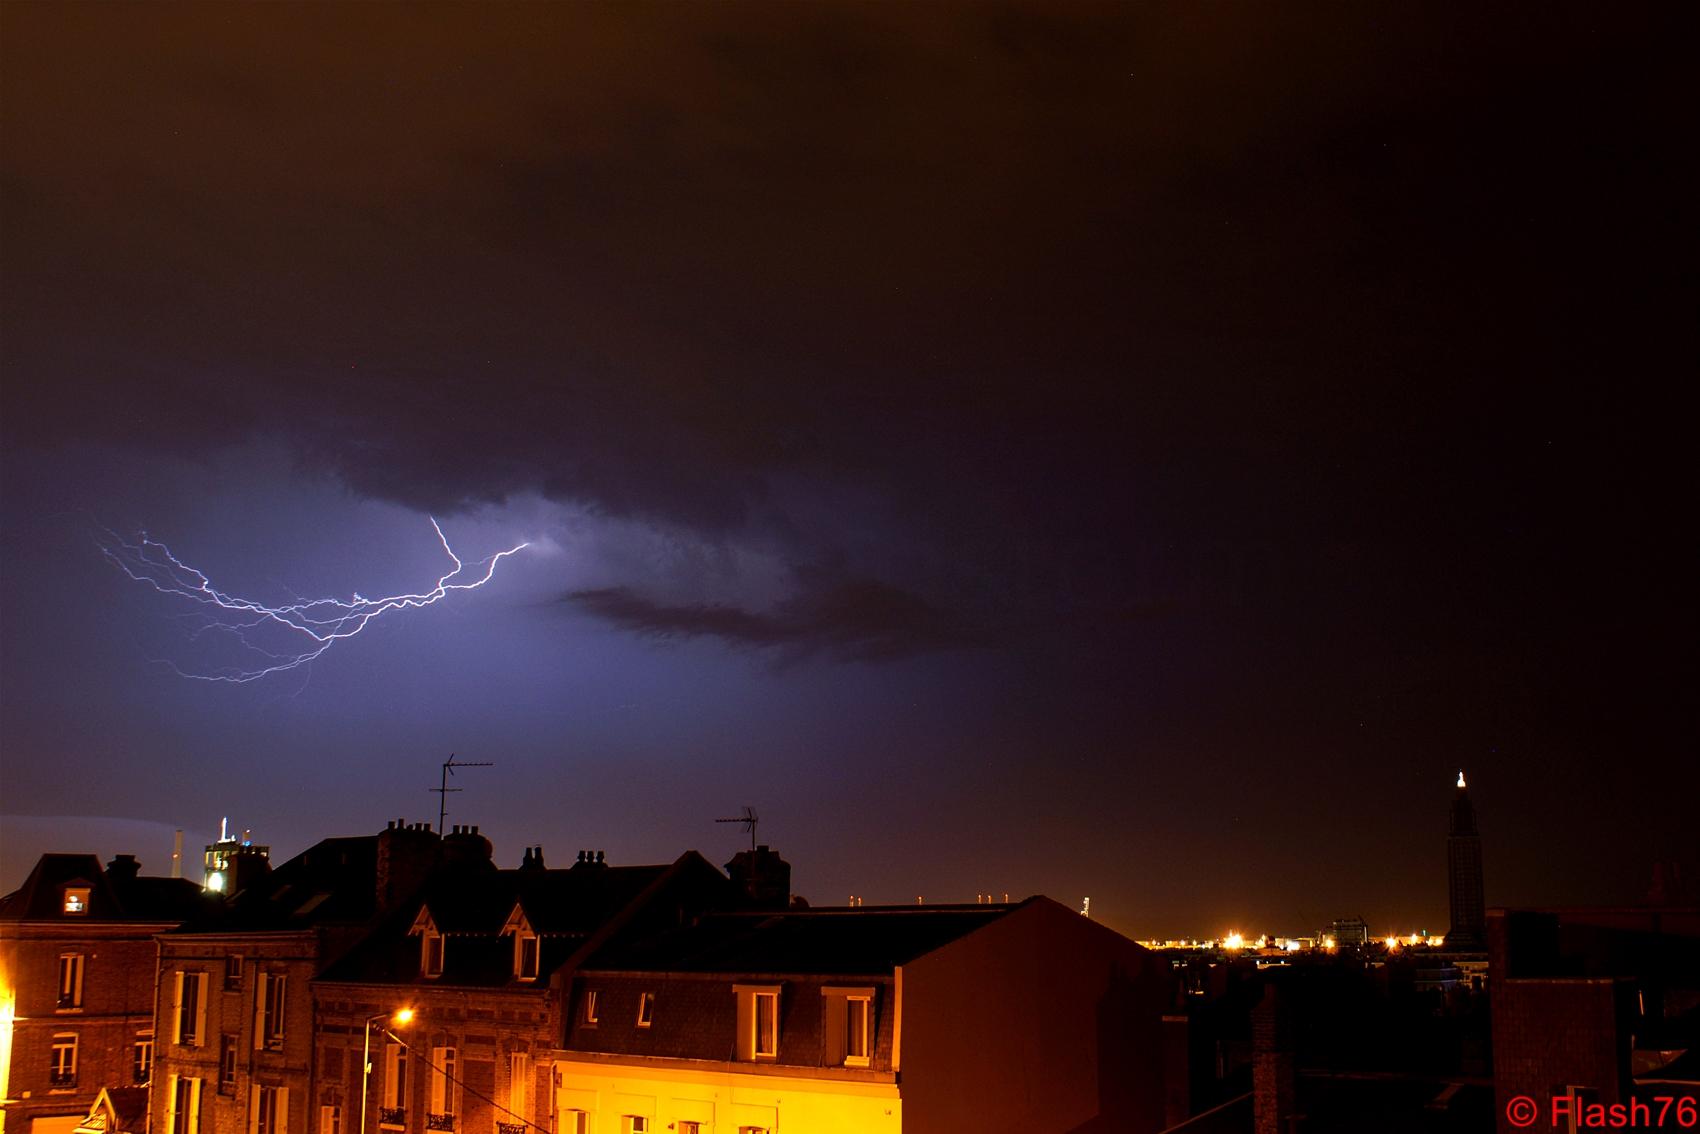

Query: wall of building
<box><xmin>150</xmin><ymin>934</ymin><xmax>321</xmax><ymax>1134</ymax></box>
<box><xmin>899</xmin><ymin>899</ymin><xmax>1169</xmax><ymax>1134</ymax></box>
<box><xmin>553</xmin><ymin>1055</ymin><xmax>900</xmax><ymax>1134</ymax></box>
<box><xmin>0</xmin><ymin>924</ymin><xmax>165</xmax><ymax>1134</ymax></box>
<box><xmin>313</xmin><ymin>984</ymin><xmax>556</xmax><ymax>1134</ymax></box>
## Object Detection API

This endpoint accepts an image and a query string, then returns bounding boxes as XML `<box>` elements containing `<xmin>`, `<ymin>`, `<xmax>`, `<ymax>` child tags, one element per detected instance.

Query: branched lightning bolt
<box><xmin>98</xmin><ymin>519</ymin><xmax>529</xmax><ymax>682</ymax></box>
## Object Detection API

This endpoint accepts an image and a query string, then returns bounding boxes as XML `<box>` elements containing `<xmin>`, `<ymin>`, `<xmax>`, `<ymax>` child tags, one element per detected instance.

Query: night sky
<box><xmin>2</xmin><ymin>3</ymin><xmax>1692</xmax><ymax>938</ymax></box>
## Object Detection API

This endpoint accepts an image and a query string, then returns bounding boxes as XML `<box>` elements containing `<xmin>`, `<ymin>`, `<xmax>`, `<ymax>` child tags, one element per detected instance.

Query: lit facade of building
<box><xmin>313</xmin><ymin>836</ymin><xmax>736</xmax><ymax>1134</ymax></box>
<box><xmin>556</xmin><ymin>897</ymin><xmax>1171</xmax><ymax>1134</ymax></box>
<box><xmin>0</xmin><ymin>855</ymin><xmax>202</xmax><ymax>1134</ymax></box>
<box><xmin>148</xmin><ymin>823</ymin><xmax>443</xmax><ymax>1134</ymax></box>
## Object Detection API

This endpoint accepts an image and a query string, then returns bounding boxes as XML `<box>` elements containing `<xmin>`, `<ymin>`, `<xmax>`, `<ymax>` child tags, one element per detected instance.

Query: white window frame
<box><xmin>733</xmin><ymin>984</ymin><xmax>782</xmax><ymax>1062</ymax></box>
<box><xmin>174</xmin><ymin>971</ymin><xmax>209</xmax><ymax>1047</ymax></box>
<box><xmin>57</xmin><ymin>953</ymin><xmax>85</xmax><ymax>1010</ymax></box>
<box><xmin>582</xmin><ymin>990</ymin><xmax>598</xmax><ymax>1025</ymax></box>
<box><xmin>50</xmin><ymin>1032</ymin><xmax>78</xmax><ymax>1085</ymax></box>
<box><xmin>62</xmin><ymin>887</ymin><xmax>90</xmax><ymax>915</ymax></box>
<box><xmin>256</xmin><ymin>972</ymin><xmax>287</xmax><ymax>1050</ymax></box>
<box><xmin>251</xmin><ymin>1084</ymin><xmax>288</xmax><ymax>1134</ymax></box>
<box><xmin>515</xmin><ymin>932</ymin><xmax>540</xmax><ymax>982</ymax></box>
<box><xmin>382</xmin><ymin>1042</ymin><xmax>408</xmax><ymax>1114</ymax></box>
<box><xmin>622</xmin><ymin>1118</ymin><xmax>648</xmax><ymax>1134</ymax></box>
<box><xmin>166</xmin><ymin>1075</ymin><xmax>203</xmax><ymax>1134</ymax></box>
<box><xmin>134</xmin><ymin>1030</ymin><xmax>155</xmax><ymax>1083</ymax></box>
<box><xmin>423</xmin><ymin>931</ymin><xmax>444</xmax><ymax>979</ymax></box>
<box><xmin>563</xmin><ymin>1114</ymin><xmax>588</xmax><ymax>1134</ymax></box>
<box><xmin>429</xmin><ymin>1045</ymin><xmax>456</xmax><ymax>1119</ymax></box>
<box><xmin>844</xmin><ymin>993</ymin><xmax>872</xmax><ymax>1066</ymax></box>
<box><xmin>507</xmin><ymin>1052</ymin><xmax>528</xmax><ymax>1120</ymax></box>
<box><xmin>220</xmin><ymin>1034</ymin><xmax>238</xmax><ymax>1093</ymax></box>
<box><xmin>636</xmin><ymin>992</ymin><xmax>654</xmax><ymax>1028</ymax></box>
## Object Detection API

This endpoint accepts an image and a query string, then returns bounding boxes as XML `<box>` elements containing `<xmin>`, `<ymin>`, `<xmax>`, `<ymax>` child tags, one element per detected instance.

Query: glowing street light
<box><xmin>1223</xmin><ymin>932</ymin><xmax>1245</xmax><ymax>951</ymax></box>
<box><xmin>360</xmin><ymin>1009</ymin><xmax>414</xmax><ymax>1134</ymax></box>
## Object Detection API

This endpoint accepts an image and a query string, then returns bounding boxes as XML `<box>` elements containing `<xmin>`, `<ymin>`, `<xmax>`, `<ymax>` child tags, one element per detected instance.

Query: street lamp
<box><xmin>360</xmin><ymin>1009</ymin><xmax>414</xmax><ymax>1134</ymax></box>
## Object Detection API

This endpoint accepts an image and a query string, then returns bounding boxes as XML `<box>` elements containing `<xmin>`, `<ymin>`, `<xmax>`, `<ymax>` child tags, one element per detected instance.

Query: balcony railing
<box><xmin>426</xmin><ymin>1114</ymin><xmax>456</xmax><ymax>1131</ymax></box>
<box><xmin>50</xmin><ymin>1071</ymin><xmax>77</xmax><ymax>1087</ymax></box>
<box><xmin>379</xmin><ymin>1108</ymin><xmax>406</xmax><ymax>1128</ymax></box>
<box><xmin>497</xmin><ymin>1123</ymin><xmax>526</xmax><ymax>1134</ymax></box>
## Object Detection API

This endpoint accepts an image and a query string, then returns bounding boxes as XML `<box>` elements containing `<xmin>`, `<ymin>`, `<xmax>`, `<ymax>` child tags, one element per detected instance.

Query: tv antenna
<box><xmin>715</xmin><ymin>805</ymin><xmax>760</xmax><ymax>851</ymax></box>
<box><xmin>432</xmin><ymin>753</ymin><xmax>494</xmax><ymax>833</ymax></box>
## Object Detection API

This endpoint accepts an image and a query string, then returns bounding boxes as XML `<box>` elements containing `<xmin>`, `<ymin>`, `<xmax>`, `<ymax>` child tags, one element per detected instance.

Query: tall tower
<box><xmin>1446</xmin><ymin>770</ymin><xmax>1486</xmax><ymax>950</ymax></box>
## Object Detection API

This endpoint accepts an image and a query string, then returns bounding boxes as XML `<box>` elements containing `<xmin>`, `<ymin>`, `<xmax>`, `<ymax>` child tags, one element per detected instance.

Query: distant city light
<box><xmin>1223</xmin><ymin>932</ymin><xmax>1245</xmax><ymax>951</ymax></box>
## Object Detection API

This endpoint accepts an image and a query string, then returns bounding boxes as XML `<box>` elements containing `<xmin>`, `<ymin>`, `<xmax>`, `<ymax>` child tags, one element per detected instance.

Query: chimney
<box><xmin>725</xmin><ymin>845</ymin><xmax>791</xmax><ymax>909</ymax></box>
<box><xmin>226</xmin><ymin>844</ymin><xmax>272</xmax><ymax>898</ymax></box>
<box><xmin>573</xmin><ymin>850</ymin><xmax>608</xmax><ymax>869</ymax></box>
<box><xmin>106</xmin><ymin>854</ymin><xmax>141</xmax><ymax>884</ymax></box>
<box><xmin>442</xmin><ymin>823</ymin><xmax>494</xmax><ymax>869</ymax></box>
<box><xmin>519</xmin><ymin>845</ymin><xmax>545</xmax><ymax>872</ymax></box>
<box><xmin>1252</xmin><ymin>983</ymin><xmax>1298</xmax><ymax>1134</ymax></box>
<box><xmin>376</xmin><ymin>819</ymin><xmax>442</xmax><ymax>912</ymax></box>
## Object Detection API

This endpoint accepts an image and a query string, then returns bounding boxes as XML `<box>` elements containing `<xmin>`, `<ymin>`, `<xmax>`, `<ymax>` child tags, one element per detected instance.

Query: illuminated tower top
<box><xmin>1446</xmin><ymin>770</ymin><xmax>1485</xmax><ymax>950</ymax></box>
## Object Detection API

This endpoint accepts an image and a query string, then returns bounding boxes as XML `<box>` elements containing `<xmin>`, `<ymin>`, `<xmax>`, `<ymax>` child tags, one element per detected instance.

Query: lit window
<box><xmin>636</xmin><ymin>992</ymin><xmax>654</xmax><ymax>1028</ymax></box>
<box><xmin>63</xmin><ymin>887</ymin><xmax>90</xmax><ymax>915</ymax></box>
<box><xmin>133</xmin><ymin>1031</ymin><xmax>154</xmax><ymax>1083</ymax></box>
<box><xmin>845</xmin><ymin>995</ymin><xmax>871</xmax><ymax>1065</ymax></box>
<box><xmin>507</xmin><ymin>1052</ymin><xmax>528</xmax><ymax>1120</ymax></box>
<box><xmin>733</xmin><ymin>985</ymin><xmax>781</xmax><ymax>1061</ymax></box>
<box><xmin>413</xmin><ymin>908</ymin><xmax>445</xmax><ymax>979</ymax></box>
<box><xmin>382</xmin><ymin>1042</ymin><xmax>408</xmax><ymax>1123</ymax></box>
<box><xmin>174</xmin><ymin>971</ymin><xmax>208</xmax><ymax>1047</ymax></box>
<box><xmin>167</xmin><ymin>1076</ymin><xmax>203</xmax><ymax>1134</ymax></box>
<box><xmin>50</xmin><ymin>1032</ymin><xmax>78</xmax><ymax>1085</ymax></box>
<box><xmin>429</xmin><ymin>1046</ymin><xmax>457</xmax><ymax>1122</ymax></box>
<box><xmin>252</xmin><ymin>1085</ymin><xmax>287</xmax><ymax>1134</ymax></box>
<box><xmin>257</xmin><ymin>973</ymin><xmax>287</xmax><ymax>1049</ymax></box>
<box><xmin>516</xmin><ymin>933</ymin><xmax>540</xmax><ymax>981</ymax></box>
<box><xmin>823</xmin><ymin>987</ymin><xmax>875</xmax><ymax>1067</ymax></box>
<box><xmin>220</xmin><ymin>1035</ymin><xmax>238</xmax><ymax>1093</ymax></box>
<box><xmin>582</xmin><ymin>990</ymin><xmax>598</xmax><ymax>1025</ymax></box>
<box><xmin>57</xmin><ymin>954</ymin><xmax>85</xmax><ymax>1010</ymax></box>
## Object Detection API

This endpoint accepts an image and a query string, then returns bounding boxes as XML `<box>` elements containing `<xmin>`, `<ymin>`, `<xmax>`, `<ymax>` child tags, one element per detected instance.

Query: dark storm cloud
<box><xmin>569</xmin><ymin>578</ymin><xmax>987</xmax><ymax>664</ymax></box>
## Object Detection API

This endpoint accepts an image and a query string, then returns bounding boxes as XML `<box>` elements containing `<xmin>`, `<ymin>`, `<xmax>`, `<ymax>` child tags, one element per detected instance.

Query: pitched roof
<box><xmin>586</xmin><ymin>902</ymin><xmax>1021</xmax><ymax>975</ymax></box>
<box><xmin>170</xmin><ymin>834</ymin><xmax>392</xmax><ymax>932</ymax></box>
<box><xmin>0</xmin><ymin>853</ymin><xmax>204</xmax><ymax>922</ymax></box>
<box><xmin>319</xmin><ymin>853</ymin><xmax>729</xmax><ymax>987</ymax></box>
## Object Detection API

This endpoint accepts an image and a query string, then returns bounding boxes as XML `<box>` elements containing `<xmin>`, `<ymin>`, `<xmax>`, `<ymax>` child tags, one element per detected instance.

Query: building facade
<box><xmin>557</xmin><ymin>897</ymin><xmax>1171</xmax><ymax>1134</ymax></box>
<box><xmin>1</xmin><ymin>854</ymin><xmax>202</xmax><ymax>1134</ymax></box>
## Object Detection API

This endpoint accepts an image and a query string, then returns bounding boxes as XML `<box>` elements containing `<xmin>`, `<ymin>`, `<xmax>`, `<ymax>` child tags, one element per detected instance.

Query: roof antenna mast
<box><xmin>432</xmin><ymin>753</ymin><xmax>494</xmax><ymax>833</ymax></box>
<box><xmin>715</xmin><ymin>805</ymin><xmax>760</xmax><ymax>852</ymax></box>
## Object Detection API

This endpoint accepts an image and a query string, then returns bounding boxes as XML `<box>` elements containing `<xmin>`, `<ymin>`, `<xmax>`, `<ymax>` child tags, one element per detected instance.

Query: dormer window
<box><xmin>63</xmin><ymin>887</ymin><xmax>90</xmax><ymax>915</ymax></box>
<box><xmin>502</xmin><ymin>906</ymin><xmax>540</xmax><ymax>982</ymax></box>
<box><xmin>823</xmin><ymin>987</ymin><xmax>874</xmax><ymax>1067</ymax></box>
<box><xmin>733</xmin><ymin>985</ymin><xmax>780</xmax><ymax>1061</ymax></box>
<box><xmin>410</xmin><ymin>908</ymin><xmax>444</xmax><ymax>979</ymax></box>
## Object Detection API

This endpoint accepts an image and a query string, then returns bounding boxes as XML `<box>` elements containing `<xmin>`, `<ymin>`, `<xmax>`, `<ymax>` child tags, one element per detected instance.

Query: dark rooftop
<box><xmin>586</xmin><ymin>901</ymin><xmax>1023</xmax><ymax>976</ymax></box>
<box><xmin>0</xmin><ymin>853</ymin><xmax>204</xmax><ymax>922</ymax></box>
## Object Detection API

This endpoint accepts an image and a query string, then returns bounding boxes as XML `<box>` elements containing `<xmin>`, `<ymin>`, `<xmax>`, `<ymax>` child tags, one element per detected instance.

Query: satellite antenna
<box><xmin>715</xmin><ymin>805</ymin><xmax>760</xmax><ymax>851</ymax></box>
<box><xmin>432</xmin><ymin>753</ymin><xmax>494</xmax><ymax>833</ymax></box>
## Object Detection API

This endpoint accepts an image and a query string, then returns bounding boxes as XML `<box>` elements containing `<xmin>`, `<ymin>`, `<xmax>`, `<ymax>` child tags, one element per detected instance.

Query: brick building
<box><xmin>1489</xmin><ymin>904</ymin><xmax>1700</xmax><ymax>1133</ymax></box>
<box><xmin>149</xmin><ymin>822</ymin><xmax>442</xmax><ymax>1134</ymax></box>
<box><xmin>314</xmin><ymin>835</ymin><xmax>735</xmax><ymax>1134</ymax></box>
<box><xmin>0</xmin><ymin>853</ymin><xmax>203</xmax><ymax>1134</ymax></box>
<box><xmin>558</xmin><ymin>896</ymin><xmax>1171</xmax><ymax>1134</ymax></box>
